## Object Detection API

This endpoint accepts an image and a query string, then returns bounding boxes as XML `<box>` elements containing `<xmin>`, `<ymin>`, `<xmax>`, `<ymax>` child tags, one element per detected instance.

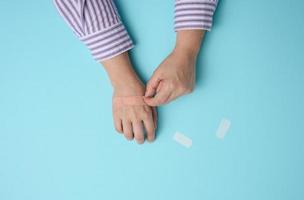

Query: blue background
<box><xmin>1</xmin><ymin>0</ymin><xmax>304</xmax><ymax>199</ymax></box>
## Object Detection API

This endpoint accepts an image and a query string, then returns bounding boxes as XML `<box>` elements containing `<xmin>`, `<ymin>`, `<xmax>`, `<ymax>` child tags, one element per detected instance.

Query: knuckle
<box><xmin>130</xmin><ymin>112</ymin><xmax>141</xmax><ymax>122</ymax></box>
<box><xmin>132</xmin><ymin>117</ymin><xmax>142</xmax><ymax>123</ymax></box>
<box><xmin>186</xmin><ymin>87</ymin><xmax>194</xmax><ymax>94</ymax></box>
<box><xmin>144</xmin><ymin>105</ymin><xmax>151</xmax><ymax>112</ymax></box>
<box><xmin>179</xmin><ymin>84</ymin><xmax>192</xmax><ymax>94</ymax></box>
<box><xmin>180</xmin><ymin>83</ymin><xmax>188</xmax><ymax>91</ymax></box>
<box><xmin>142</xmin><ymin>111</ymin><xmax>150</xmax><ymax>120</ymax></box>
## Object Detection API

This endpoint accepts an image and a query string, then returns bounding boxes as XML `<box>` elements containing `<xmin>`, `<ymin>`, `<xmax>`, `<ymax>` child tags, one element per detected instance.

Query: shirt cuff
<box><xmin>174</xmin><ymin>0</ymin><xmax>218</xmax><ymax>31</ymax></box>
<box><xmin>80</xmin><ymin>22</ymin><xmax>134</xmax><ymax>62</ymax></box>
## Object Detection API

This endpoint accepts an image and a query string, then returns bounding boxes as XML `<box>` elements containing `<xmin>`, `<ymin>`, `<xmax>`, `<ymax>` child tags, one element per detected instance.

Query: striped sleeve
<box><xmin>174</xmin><ymin>0</ymin><xmax>218</xmax><ymax>31</ymax></box>
<box><xmin>53</xmin><ymin>0</ymin><xmax>134</xmax><ymax>62</ymax></box>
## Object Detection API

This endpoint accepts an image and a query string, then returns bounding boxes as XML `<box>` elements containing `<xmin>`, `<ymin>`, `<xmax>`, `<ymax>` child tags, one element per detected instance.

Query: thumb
<box><xmin>144</xmin><ymin>82</ymin><xmax>171</xmax><ymax>106</ymax></box>
<box><xmin>145</xmin><ymin>73</ymin><xmax>161</xmax><ymax>97</ymax></box>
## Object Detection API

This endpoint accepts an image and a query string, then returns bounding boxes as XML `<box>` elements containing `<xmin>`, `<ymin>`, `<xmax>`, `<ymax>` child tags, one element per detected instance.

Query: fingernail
<box><xmin>136</xmin><ymin>140</ymin><xmax>144</xmax><ymax>145</ymax></box>
<box><xmin>147</xmin><ymin>137</ymin><xmax>155</xmax><ymax>143</ymax></box>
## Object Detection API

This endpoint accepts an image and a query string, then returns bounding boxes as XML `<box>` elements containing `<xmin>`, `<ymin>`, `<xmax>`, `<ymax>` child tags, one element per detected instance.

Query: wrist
<box><xmin>110</xmin><ymin>71</ymin><xmax>140</xmax><ymax>89</ymax></box>
<box><xmin>101</xmin><ymin>52</ymin><xmax>145</xmax><ymax>96</ymax></box>
<box><xmin>173</xmin><ymin>45</ymin><xmax>199</xmax><ymax>60</ymax></box>
<box><xmin>113</xmin><ymin>78</ymin><xmax>145</xmax><ymax>97</ymax></box>
<box><xmin>110</xmin><ymin>69</ymin><xmax>146</xmax><ymax>96</ymax></box>
<box><xmin>174</xmin><ymin>30</ymin><xmax>205</xmax><ymax>58</ymax></box>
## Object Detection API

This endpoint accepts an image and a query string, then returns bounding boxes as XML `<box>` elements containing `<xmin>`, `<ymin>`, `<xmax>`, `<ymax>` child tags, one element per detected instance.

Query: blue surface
<box><xmin>1</xmin><ymin>0</ymin><xmax>304</xmax><ymax>199</ymax></box>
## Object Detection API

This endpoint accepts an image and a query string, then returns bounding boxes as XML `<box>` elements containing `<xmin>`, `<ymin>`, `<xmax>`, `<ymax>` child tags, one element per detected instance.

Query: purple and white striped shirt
<box><xmin>53</xmin><ymin>0</ymin><xmax>218</xmax><ymax>62</ymax></box>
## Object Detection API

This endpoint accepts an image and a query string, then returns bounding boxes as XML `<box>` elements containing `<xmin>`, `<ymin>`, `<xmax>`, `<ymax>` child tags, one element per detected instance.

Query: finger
<box><xmin>114</xmin><ymin>117</ymin><xmax>123</xmax><ymax>134</ymax></box>
<box><xmin>156</xmin><ymin>81</ymin><xmax>162</xmax><ymax>93</ymax></box>
<box><xmin>145</xmin><ymin>75</ymin><xmax>161</xmax><ymax>97</ymax></box>
<box><xmin>122</xmin><ymin>119</ymin><xmax>133</xmax><ymax>141</ymax></box>
<box><xmin>132</xmin><ymin>121</ymin><xmax>144</xmax><ymax>144</ymax></box>
<box><xmin>144</xmin><ymin>84</ymin><xmax>172</xmax><ymax>106</ymax></box>
<box><xmin>143</xmin><ymin>113</ymin><xmax>155</xmax><ymax>142</ymax></box>
<box><xmin>112</xmin><ymin>103</ymin><xmax>123</xmax><ymax>133</ymax></box>
<box><xmin>152</xmin><ymin>107</ymin><xmax>158</xmax><ymax>129</ymax></box>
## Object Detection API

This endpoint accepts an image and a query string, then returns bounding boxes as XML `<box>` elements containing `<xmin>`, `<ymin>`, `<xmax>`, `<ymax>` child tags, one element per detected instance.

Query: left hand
<box><xmin>144</xmin><ymin>48</ymin><xmax>197</xmax><ymax>106</ymax></box>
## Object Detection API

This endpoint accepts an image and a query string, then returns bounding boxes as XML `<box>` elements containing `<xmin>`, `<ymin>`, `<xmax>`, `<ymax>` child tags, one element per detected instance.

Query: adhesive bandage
<box><xmin>173</xmin><ymin>132</ymin><xmax>192</xmax><ymax>148</ymax></box>
<box><xmin>113</xmin><ymin>96</ymin><xmax>147</xmax><ymax>107</ymax></box>
<box><xmin>216</xmin><ymin>118</ymin><xmax>231</xmax><ymax>139</ymax></box>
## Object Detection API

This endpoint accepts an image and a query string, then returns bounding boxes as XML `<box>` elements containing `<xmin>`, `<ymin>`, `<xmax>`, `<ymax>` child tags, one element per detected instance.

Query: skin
<box><xmin>102</xmin><ymin>30</ymin><xmax>205</xmax><ymax>144</ymax></box>
<box><xmin>144</xmin><ymin>30</ymin><xmax>205</xmax><ymax>106</ymax></box>
<box><xmin>102</xmin><ymin>52</ymin><xmax>157</xmax><ymax>144</ymax></box>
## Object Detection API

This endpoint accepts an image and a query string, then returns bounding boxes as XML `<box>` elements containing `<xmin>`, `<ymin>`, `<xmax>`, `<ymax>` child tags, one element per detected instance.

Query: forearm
<box><xmin>173</xmin><ymin>0</ymin><xmax>218</xmax><ymax>56</ymax></box>
<box><xmin>174</xmin><ymin>30</ymin><xmax>205</xmax><ymax>58</ymax></box>
<box><xmin>102</xmin><ymin>52</ymin><xmax>145</xmax><ymax>96</ymax></box>
<box><xmin>53</xmin><ymin>0</ymin><xmax>134</xmax><ymax>62</ymax></box>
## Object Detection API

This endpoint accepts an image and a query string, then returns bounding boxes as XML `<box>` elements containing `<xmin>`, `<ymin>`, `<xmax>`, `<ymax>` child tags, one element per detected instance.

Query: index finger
<box><xmin>144</xmin><ymin>84</ymin><xmax>172</xmax><ymax>106</ymax></box>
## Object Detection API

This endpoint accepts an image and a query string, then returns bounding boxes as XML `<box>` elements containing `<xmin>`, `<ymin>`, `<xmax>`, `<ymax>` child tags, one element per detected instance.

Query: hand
<box><xmin>112</xmin><ymin>83</ymin><xmax>157</xmax><ymax>144</ymax></box>
<box><xmin>102</xmin><ymin>52</ymin><xmax>157</xmax><ymax>144</ymax></box>
<box><xmin>144</xmin><ymin>30</ymin><xmax>205</xmax><ymax>106</ymax></box>
<box><xmin>144</xmin><ymin>49</ymin><xmax>196</xmax><ymax>106</ymax></box>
